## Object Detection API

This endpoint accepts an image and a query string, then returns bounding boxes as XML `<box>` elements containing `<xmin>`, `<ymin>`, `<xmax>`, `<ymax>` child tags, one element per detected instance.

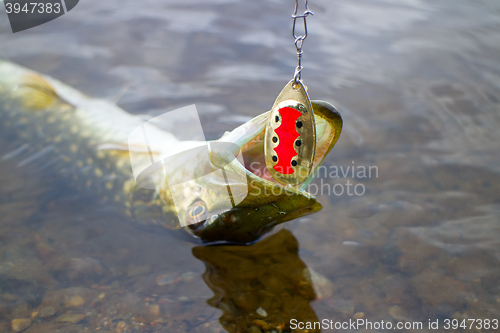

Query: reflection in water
<box><xmin>193</xmin><ymin>230</ymin><xmax>319</xmax><ymax>333</ymax></box>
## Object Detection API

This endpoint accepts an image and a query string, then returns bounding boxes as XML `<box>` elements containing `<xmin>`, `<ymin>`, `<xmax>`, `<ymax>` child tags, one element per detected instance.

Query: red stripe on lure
<box><xmin>273</xmin><ymin>107</ymin><xmax>301</xmax><ymax>174</ymax></box>
<box><xmin>264</xmin><ymin>80</ymin><xmax>316</xmax><ymax>186</ymax></box>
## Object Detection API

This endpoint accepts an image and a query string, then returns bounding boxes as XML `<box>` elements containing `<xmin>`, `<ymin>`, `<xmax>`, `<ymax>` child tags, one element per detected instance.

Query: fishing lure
<box><xmin>264</xmin><ymin>0</ymin><xmax>316</xmax><ymax>186</ymax></box>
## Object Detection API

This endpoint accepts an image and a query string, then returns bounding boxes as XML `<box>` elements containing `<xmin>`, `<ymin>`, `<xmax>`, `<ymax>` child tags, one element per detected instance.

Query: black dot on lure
<box><xmin>272</xmin><ymin>137</ymin><xmax>278</xmax><ymax>143</ymax></box>
<box><xmin>263</xmin><ymin>79</ymin><xmax>317</xmax><ymax>187</ymax></box>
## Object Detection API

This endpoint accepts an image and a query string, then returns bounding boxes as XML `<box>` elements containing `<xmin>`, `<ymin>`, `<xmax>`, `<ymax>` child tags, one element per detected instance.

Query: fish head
<box><xmin>161</xmin><ymin>101</ymin><xmax>342</xmax><ymax>244</ymax></box>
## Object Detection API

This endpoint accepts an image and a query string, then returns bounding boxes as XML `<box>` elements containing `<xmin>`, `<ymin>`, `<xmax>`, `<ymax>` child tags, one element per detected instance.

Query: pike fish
<box><xmin>0</xmin><ymin>60</ymin><xmax>342</xmax><ymax>243</ymax></box>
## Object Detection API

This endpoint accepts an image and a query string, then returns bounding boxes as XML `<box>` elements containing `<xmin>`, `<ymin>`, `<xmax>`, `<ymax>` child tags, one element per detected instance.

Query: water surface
<box><xmin>1</xmin><ymin>0</ymin><xmax>500</xmax><ymax>332</ymax></box>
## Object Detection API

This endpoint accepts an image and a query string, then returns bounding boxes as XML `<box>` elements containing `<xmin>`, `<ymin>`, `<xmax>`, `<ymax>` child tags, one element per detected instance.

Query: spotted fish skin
<box><xmin>0</xmin><ymin>61</ymin><xmax>172</xmax><ymax>225</ymax></box>
<box><xmin>0</xmin><ymin>61</ymin><xmax>342</xmax><ymax>244</ymax></box>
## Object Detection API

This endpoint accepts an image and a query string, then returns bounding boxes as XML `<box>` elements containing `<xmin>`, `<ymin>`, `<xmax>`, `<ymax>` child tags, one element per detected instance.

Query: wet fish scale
<box><xmin>0</xmin><ymin>91</ymin><xmax>125</xmax><ymax>198</ymax></box>
<box><xmin>0</xmin><ymin>60</ymin><xmax>342</xmax><ymax>243</ymax></box>
<box><xmin>0</xmin><ymin>62</ymin><xmax>163</xmax><ymax>224</ymax></box>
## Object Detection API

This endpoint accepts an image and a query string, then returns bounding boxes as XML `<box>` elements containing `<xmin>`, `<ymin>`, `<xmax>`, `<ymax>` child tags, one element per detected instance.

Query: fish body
<box><xmin>0</xmin><ymin>60</ymin><xmax>342</xmax><ymax>243</ymax></box>
<box><xmin>0</xmin><ymin>62</ymin><xmax>162</xmax><ymax>216</ymax></box>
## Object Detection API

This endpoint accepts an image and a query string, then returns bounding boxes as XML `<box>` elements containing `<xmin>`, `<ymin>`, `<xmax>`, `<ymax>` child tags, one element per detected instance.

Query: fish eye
<box><xmin>190</xmin><ymin>203</ymin><xmax>205</xmax><ymax>219</ymax></box>
<box><xmin>189</xmin><ymin>205</ymin><xmax>205</xmax><ymax>218</ymax></box>
<box><xmin>186</xmin><ymin>200</ymin><xmax>209</xmax><ymax>225</ymax></box>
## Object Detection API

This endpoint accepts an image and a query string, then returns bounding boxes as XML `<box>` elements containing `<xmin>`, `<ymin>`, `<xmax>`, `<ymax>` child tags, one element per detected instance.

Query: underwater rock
<box><xmin>34</xmin><ymin>241</ymin><xmax>56</xmax><ymax>260</ymax></box>
<box><xmin>64</xmin><ymin>295</ymin><xmax>86</xmax><ymax>308</ymax></box>
<box><xmin>55</xmin><ymin>313</ymin><xmax>87</xmax><ymax>323</ymax></box>
<box><xmin>114</xmin><ymin>320</ymin><xmax>129</xmax><ymax>332</ymax></box>
<box><xmin>302</xmin><ymin>267</ymin><xmax>335</xmax><ymax>300</ymax></box>
<box><xmin>150</xmin><ymin>304</ymin><xmax>160</xmax><ymax>317</ymax></box>
<box><xmin>39</xmin><ymin>306</ymin><xmax>57</xmax><ymax>318</ymax></box>
<box><xmin>412</xmin><ymin>271</ymin><xmax>468</xmax><ymax>312</ymax></box>
<box><xmin>67</xmin><ymin>257</ymin><xmax>104</xmax><ymax>281</ymax></box>
<box><xmin>11</xmin><ymin>318</ymin><xmax>31</xmax><ymax>332</ymax></box>
<box><xmin>155</xmin><ymin>272</ymin><xmax>181</xmax><ymax>286</ymax></box>
<box><xmin>38</xmin><ymin>287</ymin><xmax>98</xmax><ymax>315</ymax></box>
<box><xmin>255</xmin><ymin>307</ymin><xmax>267</xmax><ymax>317</ymax></box>
<box><xmin>353</xmin><ymin>312</ymin><xmax>364</xmax><ymax>319</ymax></box>
<box><xmin>0</xmin><ymin>253</ymin><xmax>54</xmax><ymax>285</ymax></box>
<box><xmin>246</xmin><ymin>326</ymin><xmax>262</xmax><ymax>333</ymax></box>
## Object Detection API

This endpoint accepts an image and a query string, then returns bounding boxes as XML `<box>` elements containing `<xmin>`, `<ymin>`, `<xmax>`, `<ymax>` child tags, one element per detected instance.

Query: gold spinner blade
<box><xmin>264</xmin><ymin>80</ymin><xmax>316</xmax><ymax>186</ymax></box>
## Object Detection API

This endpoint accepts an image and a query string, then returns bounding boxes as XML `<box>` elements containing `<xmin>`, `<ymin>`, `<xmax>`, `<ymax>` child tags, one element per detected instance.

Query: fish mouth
<box><xmin>226</xmin><ymin>100</ymin><xmax>343</xmax><ymax>199</ymax></box>
<box><xmin>186</xmin><ymin>151</ymin><xmax>323</xmax><ymax>244</ymax></box>
<box><xmin>186</xmin><ymin>101</ymin><xmax>342</xmax><ymax>243</ymax></box>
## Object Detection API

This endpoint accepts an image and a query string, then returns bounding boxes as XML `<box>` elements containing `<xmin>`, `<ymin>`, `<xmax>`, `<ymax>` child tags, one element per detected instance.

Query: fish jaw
<box><xmin>156</xmin><ymin>138</ymin><xmax>323</xmax><ymax>244</ymax></box>
<box><xmin>184</xmin><ymin>145</ymin><xmax>323</xmax><ymax>243</ymax></box>
<box><xmin>173</xmin><ymin>101</ymin><xmax>342</xmax><ymax>244</ymax></box>
<box><xmin>187</xmin><ymin>170</ymin><xmax>323</xmax><ymax>243</ymax></box>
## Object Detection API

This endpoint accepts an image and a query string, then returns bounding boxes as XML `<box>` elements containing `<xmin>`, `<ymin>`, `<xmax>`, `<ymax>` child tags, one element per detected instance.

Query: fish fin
<box><xmin>17</xmin><ymin>73</ymin><xmax>72</xmax><ymax>110</ymax></box>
